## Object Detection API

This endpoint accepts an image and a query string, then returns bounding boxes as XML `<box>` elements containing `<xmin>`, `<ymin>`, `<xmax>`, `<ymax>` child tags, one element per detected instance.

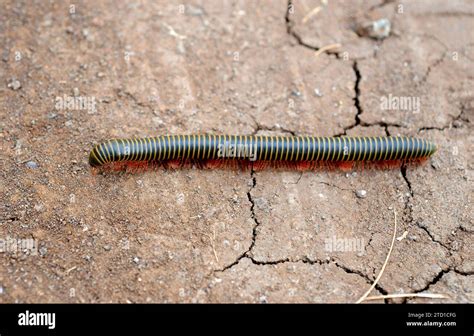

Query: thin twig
<box><xmin>302</xmin><ymin>6</ymin><xmax>322</xmax><ymax>24</ymax></box>
<box><xmin>396</xmin><ymin>230</ymin><xmax>408</xmax><ymax>241</ymax></box>
<box><xmin>356</xmin><ymin>209</ymin><xmax>397</xmax><ymax>303</ymax></box>
<box><xmin>364</xmin><ymin>293</ymin><xmax>447</xmax><ymax>301</ymax></box>
<box><xmin>314</xmin><ymin>43</ymin><xmax>341</xmax><ymax>57</ymax></box>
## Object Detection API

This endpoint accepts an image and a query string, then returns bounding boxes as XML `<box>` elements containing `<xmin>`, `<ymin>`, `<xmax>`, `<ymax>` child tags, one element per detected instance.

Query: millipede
<box><xmin>89</xmin><ymin>135</ymin><xmax>437</xmax><ymax>172</ymax></box>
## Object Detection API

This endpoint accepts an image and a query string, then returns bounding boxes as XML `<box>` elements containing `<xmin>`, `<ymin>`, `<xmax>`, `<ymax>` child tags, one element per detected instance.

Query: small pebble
<box><xmin>7</xmin><ymin>79</ymin><xmax>21</xmax><ymax>90</ymax></box>
<box><xmin>254</xmin><ymin>197</ymin><xmax>269</xmax><ymax>211</ymax></box>
<box><xmin>97</xmin><ymin>72</ymin><xmax>105</xmax><ymax>78</ymax></box>
<box><xmin>186</xmin><ymin>4</ymin><xmax>205</xmax><ymax>16</ymax></box>
<box><xmin>103</xmin><ymin>245</ymin><xmax>111</xmax><ymax>251</ymax></box>
<box><xmin>25</xmin><ymin>161</ymin><xmax>38</xmax><ymax>169</ymax></box>
<box><xmin>355</xmin><ymin>189</ymin><xmax>367</xmax><ymax>198</ymax></box>
<box><xmin>73</xmin><ymin>87</ymin><xmax>80</xmax><ymax>96</ymax></box>
<box><xmin>453</xmin><ymin>120</ymin><xmax>462</xmax><ymax>128</ymax></box>
<box><xmin>357</xmin><ymin>18</ymin><xmax>391</xmax><ymax>40</ymax></box>
<box><xmin>133</xmin><ymin>257</ymin><xmax>140</xmax><ymax>264</ymax></box>
<box><xmin>39</xmin><ymin>246</ymin><xmax>47</xmax><ymax>256</ymax></box>
<box><xmin>371</xmin><ymin>19</ymin><xmax>391</xmax><ymax>39</ymax></box>
<box><xmin>314</xmin><ymin>88</ymin><xmax>323</xmax><ymax>97</ymax></box>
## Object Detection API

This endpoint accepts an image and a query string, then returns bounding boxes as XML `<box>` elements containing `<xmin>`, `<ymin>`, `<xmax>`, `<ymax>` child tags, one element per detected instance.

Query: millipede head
<box><xmin>88</xmin><ymin>148</ymin><xmax>103</xmax><ymax>168</ymax></box>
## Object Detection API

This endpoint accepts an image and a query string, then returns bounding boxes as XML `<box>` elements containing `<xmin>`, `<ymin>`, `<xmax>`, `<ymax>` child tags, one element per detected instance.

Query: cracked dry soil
<box><xmin>0</xmin><ymin>1</ymin><xmax>472</xmax><ymax>303</ymax></box>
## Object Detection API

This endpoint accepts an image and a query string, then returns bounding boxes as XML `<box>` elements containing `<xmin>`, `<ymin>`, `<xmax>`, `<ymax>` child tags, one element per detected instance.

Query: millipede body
<box><xmin>89</xmin><ymin>135</ymin><xmax>437</xmax><ymax>170</ymax></box>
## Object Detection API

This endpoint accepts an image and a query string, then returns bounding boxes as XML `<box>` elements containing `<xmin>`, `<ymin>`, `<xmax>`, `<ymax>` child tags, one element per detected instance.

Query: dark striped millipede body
<box><xmin>89</xmin><ymin>135</ymin><xmax>437</xmax><ymax>168</ymax></box>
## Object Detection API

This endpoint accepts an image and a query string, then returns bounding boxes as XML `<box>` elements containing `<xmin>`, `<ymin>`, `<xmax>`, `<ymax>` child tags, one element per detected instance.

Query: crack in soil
<box><xmin>416</xmin><ymin>221</ymin><xmax>452</xmax><ymax>251</ymax></box>
<box><xmin>411</xmin><ymin>107</ymin><xmax>471</xmax><ymax>252</ymax></box>
<box><xmin>318</xmin><ymin>181</ymin><xmax>352</xmax><ymax>192</ymax></box>
<box><xmin>284</xmin><ymin>0</ymin><xmax>340</xmax><ymax>58</ymax></box>
<box><xmin>394</xmin><ymin>157</ymin><xmax>462</xmax><ymax>304</ymax></box>
<box><xmin>368</xmin><ymin>0</ymin><xmax>396</xmax><ymax>12</ymax></box>
<box><xmin>400</xmin><ymin>162</ymin><xmax>453</xmax><ymax>254</ymax></box>
<box><xmin>216</xmin><ymin>253</ymin><xmax>391</xmax><ymax>301</ymax></box>
<box><xmin>334</xmin><ymin>61</ymin><xmax>364</xmax><ymax>136</ymax></box>
<box><xmin>419</xmin><ymin>52</ymin><xmax>447</xmax><ymax>84</ymax></box>
<box><xmin>453</xmin><ymin>224</ymin><xmax>474</xmax><ymax>235</ymax></box>
<box><xmin>352</xmin><ymin>61</ymin><xmax>363</xmax><ymax>126</ymax></box>
<box><xmin>412</xmin><ymin>267</ymin><xmax>451</xmax><ymax>294</ymax></box>
<box><xmin>284</xmin><ymin>3</ymin><xmax>401</xmax><ymax>137</ymax></box>
<box><xmin>418</xmin><ymin>104</ymin><xmax>469</xmax><ymax>132</ymax></box>
<box><xmin>246</xmin><ymin>170</ymin><xmax>260</xmax><ymax>254</ymax></box>
<box><xmin>333</xmin><ymin>261</ymin><xmax>388</xmax><ymax>298</ymax></box>
<box><xmin>399</xmin><ymin>164</ymin><xmax>450</xmax><ymax>250</ymax></box>
<box><xmin>335</xmin><ymin>121</ymin><xmax>400</xmax><ymax>137</ymax></box>
<box><xmin>214</xmin><ymin>168</ymin><xmax>259</xmax><ymax>272</ymax></box>
<box><xmin>400</xmin><ymin>165</ymin><xmax>413</xmax><ymax>197</ymax></box>
<box><xmin>402</xmin><ymin>267</ymin><xmax>473</xmax><ymax>303</ymax></box>
<box><xmin>115</xmin><ymin>88</ymin><xmax>149</xmax><ymax>109</ymax></box>
<box><xmin>285</xmin><ymin>1</ymin><xmax>317</xmax><ymax>51</ymax></box>
<box><xmin>252</xmin><ymin>123</ymin><xmax>297</xmax><ymax>136</ymax></box>
<box><xmin>213</xmin><ymin>0</ymin><xmax>471</xmax><ymax>299</ymax></box>
<box><xmin>249</xmin><ymin>114</ymin><xmax>297</xmax><ymax>136</ymax></box>
<box><xmin>250</xmin><ymin>256</ymin><xmax>331</xmax><ymax>266</ymax></box>
<box><xmin>284</xmin><ymin>171</ymin><xmax>304</xmax><ymax>185</ymax></box>
<box><xmin>453</xmin><ymin>269</ymin><xmax>474</xmax><ymax>276</ymax></box>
